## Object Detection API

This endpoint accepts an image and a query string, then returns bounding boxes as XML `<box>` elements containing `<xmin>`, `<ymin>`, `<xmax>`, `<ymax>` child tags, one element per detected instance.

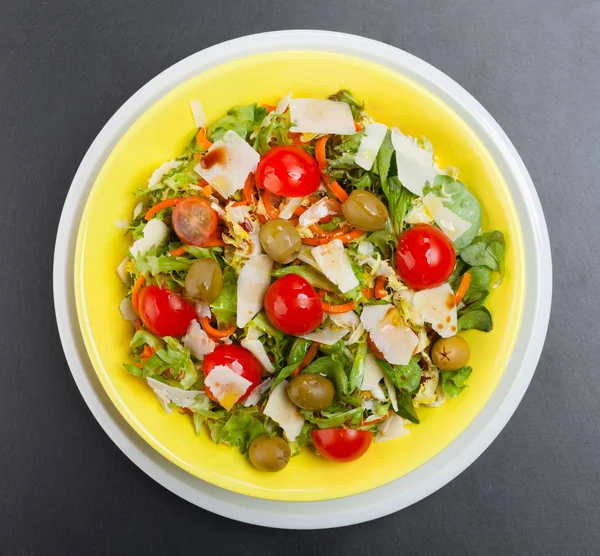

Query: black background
<box><xmin>2</xmin><ymin>1</ymin><xmax>599</xmax><ymax>554</ymax></box>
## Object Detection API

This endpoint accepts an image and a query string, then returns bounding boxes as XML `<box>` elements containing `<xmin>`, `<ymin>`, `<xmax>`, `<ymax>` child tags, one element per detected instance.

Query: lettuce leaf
<box><xmin>440</xmin><ymin>367</ymin><xmax>472</xmax><ymax>398</ymax></box>
<box><xmin>381</xmin><ymin>176</ymin><xmax>415</xmax><ymax>237</ymax></box>
<box><xmin>459</xmin><ymin>231</ymin><xmax>506</xmax><ymax>284</ymax></box>
<box><xmin>271</xmin><ymin>338</ymin><xmax>312</xmax><ymax>390</ymax></box>
<box><xmin>210</xmin><ymin>267</ymin><xmax>237</xmax><ymax>326</ymax></box>
<box><xmin>328</xmin><ymin>89</ymin><xmax>364</xmax><ymax>119</ymax></box>
<box><xmin>208</xmin><ymin>104</ymin><xmax>268</xmax><ymax>142</ymax></box>
<box><xmin>377</xmin><ymin>357</ymin><xmax>422</xmax><ymax>394</ymax></box>
<box><xmin>458</xmin><ymin>307</ymin><xmax>493</xmax><ymax>332</ymax></box>
<box><xmin>272</xmin><ymin>264</ymin><xmax>336</xmax><ymax>291</ymax></box>
<box><xmin>303</xmin><ymin>406</ymin><xmax>363</xmax><ymax>429</ymax></box>
<box><xmin>252</xmin><ymin>112</ymin><xmax>293</xmax><ymax>155</ymax></box>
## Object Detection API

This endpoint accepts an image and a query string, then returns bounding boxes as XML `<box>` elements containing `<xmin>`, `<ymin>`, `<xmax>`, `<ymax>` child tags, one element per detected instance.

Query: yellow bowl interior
<box><xmin>75</xmin><ymin>51</ymin><xmax>525</xmax><ymax>501</ymax></box>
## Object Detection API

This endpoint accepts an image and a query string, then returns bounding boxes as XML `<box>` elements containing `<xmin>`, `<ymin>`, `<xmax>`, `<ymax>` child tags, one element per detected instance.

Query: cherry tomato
<box><xmin>138</xmin><ymin>285</ymin><xmax>196</xmax><ymax>337</ymax></box>
<box><xmin>312</xmin><ymin>429</ymin><xmax>373</xmax><ymax>462</ymax></box>
<box><xmin>202</xmin><ymin>345</ymin><xmax>263</xmax><ymax>403</ymax></box>
<box><xmin>396</xmin><ymin>224</ymin><xmax>456</xmax><ymax>290</ymax></box>
<box><xmin>264</xmin><ymin>274</ymin><xmax>323</xmax><ymax>335</ymax></box>
<box><xmin>172</xmin><ymin>197</ymin><xmax>218</xmax><ymax>246</ymax></box>
<box><xmin>255</xmin><ymin>146</ymin><xmax>321</xmax><ymax>197</ymax></box>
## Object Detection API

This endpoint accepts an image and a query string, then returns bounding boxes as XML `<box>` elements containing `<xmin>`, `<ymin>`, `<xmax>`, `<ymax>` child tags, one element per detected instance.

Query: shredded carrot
<box><xmin>202</xmin><ymin>237</ymin><xmax>226</xmax><ymax>247</ymax></box>
<box><xmin>263</xmin><ymin>104</ymin><xmax>276</xmax><ymax>113</ymax></box>
<box><xmin>262</xmin><ymin>190</ymin><xmax>279</xmax><ymax>219</ymax></box>
<box><xmin>288</xmin><ymin>216</ymin><xmax>299</xmax><ymax>226</ymax></box>
<box><xmin>201</xmin><ymin>183</ymin><xmax>213</xmax><ymax>197</ymax></box>
<box><xmin>319</xmin><ymin>214</ymin><xmax>334</xmax><ymax>224</ymax></box>
<box><xmin>292</xmin><ymin>342</ymin><xmax>320</xmax><ymax>377</ymax></box>
<box><xmin>309</xmin><ymin>223</ymin><xmax>351</xmax><ymax>238</ymax></box>
<box><xmin>301</xmin><ymin>235</ymin><xmax>335</xmax><ymax>246</ymax></box>
<box><xmin>131</xmin><ymin>275</ymin><xmax>145</xmax><ymax>314</ymax></box>
<box><xmin>294</xmin><ymin>206</ymin><xmax>307</xmax><ymax>216</ymax></box>
<box><xmin>195</xmin><ymin>128</ymin><xmax>213</xmax><ymax>150</ymax></box>
<box><xmin>362</xmin><ymin>286</ymin><xmax>374</xmax><ymax>300</ymax></box>
<box><xmin>144</xmin><ymin>198</ymin><xmax>183</xmax><ymax>220</ymax></box>
<box><xmin>327</xmin><ymin>179</ymin><xmax>349</xmax><ymax>203</ymax></box>
<box><xmin>360</xmin><ymin>410</ymin><xmax>393</xmax><ymax>427</ymax></box>
<box><xmin>321</xmin><ymin>300</ymin><xmax>356</xmax><ymax>313</ymax></box>
<box><xmin>337</xmin><ymin>228</ymin><xmax>365</xmax><ymax>244</ymax></box>
<box><xmin>141</xmin><ymin>345</ymin><xmax>154</xmax><ymax>360</ymax></box>
<box><xmin>315</xmin><ymin>135</ymin><xmax>330</xmax><ymax>170</ymax></box>
<box><xmin>169</xmin><ymin>246</ymin><xmax>187</xmax><ymax>257</ymax></box>
<box><xmin>375</xmin><ymin>276</ymin><xmax>387</xmax><ymax>299</ymax></box>
<box><xmin>135</xmin><ymin>319</ymin><xmax>141</xmax><ymax>331</ymax></box>
<box><xmin>193</xmin><ymin>153</ymin><xmax>202</xmax><ymax>159</ymax></box>
<box><xmin>201</xmin><ymin>316</ymin><xmax>236</xmax><ymax>338</ymax></box>
<box><xmin>257</xmin><ymin>214</ymin><xmax>268</xmax><ymax>225</ymax></box>
<box><xmin>354</xmin><ymin>121</ymin><xmax>363</xmax><ymax>132</ymax></box>
<box><xmin>454</xmin><ymin>272</ymin><xmax>471</xmax><ymax>304</ymax></box>
<box><xmin>243</xmin><ymin>175</ymin><xmax>257</xmax><ymax>205</ymax></box>
<box><xmin>231</xmin><ymin>200</ymin><xmax>247</xmax><ymax>207</ymax></box>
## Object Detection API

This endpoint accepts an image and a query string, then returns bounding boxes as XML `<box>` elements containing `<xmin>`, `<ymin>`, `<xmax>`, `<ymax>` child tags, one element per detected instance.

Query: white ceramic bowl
<box><xmin>53</xmin><ymin>30</ymin><xmax>551</xmax><ymax>529</ymax></box>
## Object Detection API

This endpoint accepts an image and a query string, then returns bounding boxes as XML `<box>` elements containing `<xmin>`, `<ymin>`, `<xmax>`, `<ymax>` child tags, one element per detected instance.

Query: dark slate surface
<box><xmin>1</xmin><ymin>0</ymin><xmax>598</xmax><ymax>554</ymax></box>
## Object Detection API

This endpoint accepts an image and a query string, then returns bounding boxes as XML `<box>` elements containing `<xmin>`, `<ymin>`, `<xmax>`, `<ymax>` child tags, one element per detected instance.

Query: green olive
<box><xmin>184</xmin><ymin>259</ymin><xmax>223</xmax><ymax>303</ymax></box>
<box><xmin>431</xmin><ymin>336</ymin><xmax>471</xmax><ymax>371</ymax></box>
<box><xmin>259</xmin><ymin>218</ymin><xmax>302</xmax><ymax>263</ymax></box>
<box><xmin>248</xmin><ymin>435</ymin><xmax>291</xmax><ymax>472</ymax></box>
<box><xmin>342</xmin><ymin>190</ymin><xmax>389</xmax><ymax>231</ymax></box>
<box><xmin>287</xmin><ymin>373</ymin><xmax>335</xmax><ymax>411</ymax></box>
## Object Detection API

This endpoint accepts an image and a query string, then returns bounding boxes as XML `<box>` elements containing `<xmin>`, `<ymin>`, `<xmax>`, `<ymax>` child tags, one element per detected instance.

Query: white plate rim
<box><xmin>53</xmin><ymin>30</ymin><xmax>552</xmax><ymax>529</ymax></box>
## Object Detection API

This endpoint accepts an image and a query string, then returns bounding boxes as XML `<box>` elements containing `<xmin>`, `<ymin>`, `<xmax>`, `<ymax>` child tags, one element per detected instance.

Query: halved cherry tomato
<box><xmin>255</xmin><ymin>146</ymin><xmax>321</xmax><ymax>197</ymax></box>
<box><xmin>264</xmin><ymin>274</ymin><xmax>323</xmax><ymax>335</ymax></box>
<box><xmin>396</xmin><ymin>224</ymin><xmax>456</xmax><ymax>290</ymax></box>
<box><xmin>172</xmin><ymin>197</ymin><xmax>218</xmax><ymax>246</ymax></box>
<box><xmin>202</xmin><ymin>344</ymin><xmax>263</xmax><ymax>403</ymax></box>
<box><xmin>138</xmin><ymin>285</ymin><xmax>196</xmax><ymax>337</ymax></box>
<box><xmin>312</xmin><ymin>429</ymin><xmax>373</xmax><ymax>462</ymax></box>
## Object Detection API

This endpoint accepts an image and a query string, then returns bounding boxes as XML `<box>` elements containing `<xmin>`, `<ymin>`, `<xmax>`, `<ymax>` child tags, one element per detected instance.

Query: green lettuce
<box><xmin>459</xmin><ymin>231</ymin><xmax>506</xmax><ymax>284</ymax></box>
<box><xmin>208</xmin><ymin>104</ymin><xmax>268</xmax><ymax>142</ymax></box>
<box><xmin>271</xmin><ymin>338</ymin><xmax>312</xmax><ymax>390</ymax></box>
<box><xmin>253</xmin><ymin>112</ymin><xmax>293</xmax><ymax>155</ymax></box>
<box><xmin>210</xmin><ymin>267</ymin><xmax>237</xmax><ymax>326</ymax></box>
<box><xmin>377</xmin><ymin>357</ymin><xmax>422</xmax><ymax>394</ymax></box>
<box><xmin>328</xmin><ymin>89</ymin><xmax>364</xmax><ymax>119</ymax></box>
<box><xmin>440</xmin><ymin>367</ymin><xmax>473</xmax><ymax>398</ymax></box>
<box><xmin>458</xmin><ymin>307</ymin><xmax>493</xmax><ymax>332</ymax></box>
<box><xmin>272</xmin><ymin>265</ymin><xmax>336</xmax><ymax>291</ymax></box>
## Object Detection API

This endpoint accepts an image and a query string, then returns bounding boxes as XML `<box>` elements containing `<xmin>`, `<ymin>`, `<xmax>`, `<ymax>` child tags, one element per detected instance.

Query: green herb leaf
<box><xmin>381</xmin><ymin>176</ymin><xmax>416</xmax><ymax>237</ymax></box>
<box><xmin>458</xmin><ymin>307</ymin><xmax>493</xmax><ymax>332</ymax></box>
<box><xmin>373</xmin><ymin>130</ymin><xmax>395</xmax><ymax>188</ymax></box>
<box><xmin>208</xmin><ymin>104</ymin><xmax>268</xmax><ymax>142</ymax></box>
<box><xmin>272</xmin><ymin>265</ymin><xmax>336</xmax><ymax>291</ymax></box>
<box><xmin>303</xmin><ymin>406</ymin><xmax>363</xmax><ymax>429</ymax></box>
<box><xmin>376</xmin><ymin>357</ymin><xmax>422</xmax><ymax>394</ymax></box>
<box><xmin>216</xmin><ymin>407</ymin><xmax>271</xmax><ymax>453</ymax></box>
<box><xmin>210</xmin><ymin>267</ymin><xmax>237</xmax><ymax>327</ymax></box>
<box><xmin>328</xmin><ymin>89</ymin><xmax>364</xmax><ymax>119</ymax></box>
<box><xmin>303</xmin><ymin>356</ymin><xmax>349</xmax><ymax>397</ymax></box>
<box><xmin>459</xmin><ymin>231</ymin><xmax>506</xmax><ymax>283</ymax></box>
<box><xmin>461</xmin><ymin>265</ymin><xmax>492</xmax><ymax>308</ymax></box>
<box><xmin>396</xmin><ymin>392</ymin><xmax>420</xmax><ymax>424</ymax></box>
<box><xmin>271</xmin><ymin>338</ymin><xmax>312</xmax><ymax>390</ymax></box>
<box><xmin>440</xmin><ymin>366</ymin><xmax>473</xmax><ymax>398</ymax></box>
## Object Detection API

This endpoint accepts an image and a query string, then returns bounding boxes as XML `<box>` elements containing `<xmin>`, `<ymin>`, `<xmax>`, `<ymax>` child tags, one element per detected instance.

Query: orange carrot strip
<box><xmin>337</xmin><ymin>228</ymin><xmax>365</xmax><ymax>244</ymax></box>
<box><xmin>315</xmin><ymin>135</ymin><xmax>330</xmax><ymax>171</ymax></box>
<box><xmin>202</xmin><ymin>237</ymin><xmax>226</xmax><ymax>247</ymax></box>
<box><xmin>309</xmin><ymin>224</ymin><xmax>351</xmax><ymax>238</ymax></box>
<box><xmin>362</xmin><ymin>286</ymin><xmax>374</xmax><ymax>300</ymax></box>
<box><xmin>360</xmin><ymin>410</ymin><xmax>393</xmax><ymax>427</ymax></box>
<box><xmin>375</xmin><ymin>276</ymin><xmax>387</xmax><ymax>299</ymax></box>
<box><xmin>454</xmin><ymin>272</ymin><xmax>472</xmax><ymax>304</ymax></box>
<box><xmin>354</xmin><ymin>121</ymin><xmax>363</xmax><ymax>132</ymax></box>
<box><xmin>243</xmin><ymin>175</ymin><xmax>257</xmax><ymax>205</ymax></box>
<box><xmin>327</xmin><ymin>179</ymin><xmax>349</xmax><ymax>203</ymax></box>
<box><xmin>321</xmin><ymin>300</ymin><xmax>356</xmax><ymax>313</ymax></box>
<box><xmin>292</xmin><ymin>342</ymin><xmax>320</xmax><ymax>377</ymax></box>
<box><xmin>294</xmin><ymin>206</ymin><xmax>307</xmax><ymax>216</ymax></box>
<box><xmin>201</xmin><ymin>316</ymin><xmax>236</xmax><ymax>338</ymax></box>
<box><xmin>135</xmin><ymin>319</ymin><xmax>141</xmax><ymax>331</ymax></box>
<box><xmin>144</xmin><ymin>198</ymin><xmax>183</xmax><ymax>220</ymax></box>
<box><xmin>195</xmin><ymin>128</ymin><xmax>213</xmax><ymax>150</ymax></box>
<box><xmin>263</xmin><ymin>104</ymin><xmax>276</xmax><ymax>113</ymax></box>
<box><xmin>262</xmin><ymin>191</ymin><xmax>279</xmax><ymax>219</ymax></box>
<box><xmin>141</xmin><ymin>345</ymin><xmax>154</xmax><ymax>360</ymax></box>
<box><xmin>193</xmin><ymin>153</ymin><xmax>202</xmax><ymax>159</ymax></box>
<box><xmin>131</xmin><ymin>275</ymin><xmax>145</xmax><ymax>314</ymax></box>
<box><xmin>201</xmin><ymin>183</ymin><xmax>213</xmax><ymax>197</ymax></box>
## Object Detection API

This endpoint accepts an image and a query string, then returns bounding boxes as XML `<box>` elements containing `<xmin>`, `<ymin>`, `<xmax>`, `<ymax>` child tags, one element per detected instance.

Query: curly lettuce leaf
<box><xmin>252</xmin><ymin>112</ymin><xmax>293</xmax><ymax>155</ymax></box>
<box><xmin>210</xmin><ymin>267</ymin><xmax>237</xmax><ymax>327</ymax></box>
<box><xmin>208</xmin><ymin>104</ymin><xmax>268</xmax><ymax>142</ymax></box>
<box><xmin>440</xmin><ymin>366</ymin><xmax>472</xmax><ymax>398</ymax></box>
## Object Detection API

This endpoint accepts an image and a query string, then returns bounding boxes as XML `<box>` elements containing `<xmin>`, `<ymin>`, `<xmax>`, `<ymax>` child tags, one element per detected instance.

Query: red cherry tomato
<box><xmin>312</xmin><ymin>429</ymin><xmax>373</xmax><ymax>462</ymax></box>
<box><xmin>172</xmin><ymin>197</ymin><xmax>218</xmax><ymax>246</ymax></box>
<box><xmin>264</xmin><ymin>274</ymin><xmax>323</xmax><ymax>335</ymax></box>
<box><xmin>255</xmin><ymin>146</ymin><xmax>321</xmax><ymax>197</ymax></box>
<box><xmin>396</xmin><ymin>224</ymin><xmax>456</xmax><ymax>290</ymax></box>
<box><xmin>138</xmin><ymin>285</ymin><xmax>196</xmax><ymax>337</ymax></box>
<box><xmin>202</xmin><ymin>345</ymin><xmax>263</xmax><ymax>403</ymax></box>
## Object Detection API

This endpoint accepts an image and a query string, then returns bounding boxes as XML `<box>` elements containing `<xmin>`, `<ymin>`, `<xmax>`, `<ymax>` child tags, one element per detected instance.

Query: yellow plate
<box><xmin>75</xmin><ymin>51</ymin><xmax>525</xmax><ymax>502</ymax></box>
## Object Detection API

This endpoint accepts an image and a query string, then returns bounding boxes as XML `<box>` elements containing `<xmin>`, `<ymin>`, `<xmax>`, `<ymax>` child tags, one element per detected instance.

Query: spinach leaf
<box><xmin>272</xmin><ymin>264</ymin><xmax>336</xmax><ymax>291</ymax></box>
<box><xmin>458</xmin><ymin>307</ymin><xmax>493</xmax><ymax>332</ymax></box>
<box><xmin>381</xmin><ymin>176</ymin><xmax>416</xmax><ymax>237</ymax></box>
<box><xmin>271</xmin><ymin>338</ymin><xmax>312</xmax><ymax>390</ymax></box>
<box><xmin>210</xmin><ymin>267</ymin><xmax>237</xmax><ymax>326</ymax></box>
<box><xmin>459</xmin><ymin>231</ymin><xmax>506</xmax><ymax>283</ymax></box>
<box><xmin>208</xmin><ymin>104</ymin><xmax>268</xmax><ymax>142</ymax></box>
<box><xmin>328</xmin><ymin>89</ymin><xmax>364</xmax><ymax>119</ymax></box>
<box><xmin>396</xmin><ymin>392</ymin><xmax>420</xmax><ymax>424</ymax></box>
<box><xmin>440</xmin><ymin>366</ymin><xmax>472</xmax><ymax>398</ymax></box>
<box><xmin>303</xmin><ymin>356</ymin><xmax>349</xmax><ymax>397</ymax></box>
<box><xmin>427</xmin><ymin>175</ymin><xmax>482</xmax><ymax>249</ymax></box>
<box><xmin>461</xmin><ymin>265</ymin><xmax>492</xmax><ymax>308</ymax></box>
<box><xmin>376</xmin><ymin>357</ymin><xmax>422</xmax><ymax>394</ymax></box>
<box><xmin>373</xmin><ymin>130</ymin><xmax>395</xmax><ymax>188</ymax></box>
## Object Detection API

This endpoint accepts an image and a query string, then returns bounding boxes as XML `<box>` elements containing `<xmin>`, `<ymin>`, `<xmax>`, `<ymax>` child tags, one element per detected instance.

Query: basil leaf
<box><xmin>373</xmin><ymin>130</ymin><xmax>395</xmax><ymax>188</ymax></box>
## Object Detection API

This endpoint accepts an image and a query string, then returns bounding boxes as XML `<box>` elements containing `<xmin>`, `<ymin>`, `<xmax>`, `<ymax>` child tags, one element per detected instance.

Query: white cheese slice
<box><xmin>329</xmin><ymin>311</ymin><xmax>360</xmax><ymax>329</ymax></box>
<box><xmin>298</xmin><ymin>197</ymin><xmax>340</xmax><ymax>227</ymax></box>
<box><xmin>240</xmin><ymin>338</ymin><xmax>275</xmax><ymax>373</ymax></box>
<box><xmin>263</xmin><ymin>381</ymin><xmax>305</xmax><ymax>442</ymax></box>
<box><xmin>390</xmin><ymin>127</ymin><xmax>437</xmax><ymax>196</ymax></box>
<box><xmin>119</xmin><ymin>297</ymin><xmax>137</xmax><ymax>321</ymax></box>
<box><xmin>299</xmin><ymin>325</ymin><xmax>350</xmax><ymax>345</ymax></box>
<box><xmin>133</xmin><ymin>202</ymin><xmax>144</xmax><ymax>220</ymax></box>
<box><xmin>183</xmin><ymin>320</ymin><xmax>215</xmax><ymax>361</ymax></box>
<box><xmin>117</xmin><ymin>257</ymin><xmax>130</xmax><ymax>285</ymax></box>
<box><xmin>129</xmin><ymin>218</ymin><xmax>169</xmax><ymax>258</ymax></box>
<box><xmin>204</xmin><ymin>364</ymin><xmax>252</xmax><ymax>411</ymax></box>
<box><xmin>190</xmin><ymin>99</ymin><xmax>207</xmax><ymax>129</ymax></box>
<box><xmin>148</xmin><ymin>159</ymin><xmax>181</xmax><ymax>187</ymax></box>
<box><xmin>361</xmin><ymin>353</ymin><xmax>385</xmax><ymax>391</ymax></box>
<box><xmin>236</xmin><ymin>254</ymin><xmax>274</xmax><ymax>328</ymax></box>
<box><xmin>360</xmin><ymin>304</ymin><xmax>419</xmax><ymax>365</ymax></box>
<box><xmin>146</xmin><ymin>377</ymin><xmax>204</xmax><ymax>415</ymax></box>
<box><xmin>422</xmin><ymin>193</ymin><xmax>471</xmax><ymax>241</ymax></box>
<box><xmin>355</xmin><ymin>123</ymin><xmax>388</xmax><ymax>171</ymax></box>
<box><xmin>405</xmin><ymin>203</ymin><xmax>433</xmax><ymax>225</ymax></box>
<box><xmin>375</xmin><ymin>414</ymin><xmax>410</xmax><ymax>443</ymax></box>
<box><xmin>412</xmin><ymin>283</ymin><xmax>457</xmax><ymax>338</ymax></box>
<box><xmin>195</xmin><ymin>130</ymin><xmax>260</xmax><ymax>199</ymax></box>
<box><xmin>274</xmin><ymin>92</ymin><xmax>292</xmax><ymax>115</ymax></box>
<box><xmin>289</xmin><ymin>98</ymin><xmax>355</xmax><ymax>135</ymax></box>
<box><xmin>278</xmin><ymin>196</ymin><xmax>305</xmax><ymax>220</ymax></box>
<box><xmin>311</xmin><ymin>239</ymin><xmax>359</xmax><ymax>293</ymax></box>
<box><xmin>243</xmin><ymin>378</ymin><xmax>274</xmax><ymax>407</ymax></box>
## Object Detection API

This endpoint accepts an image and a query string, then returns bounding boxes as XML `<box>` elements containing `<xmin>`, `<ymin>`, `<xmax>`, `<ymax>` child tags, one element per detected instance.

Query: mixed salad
<box><xmin>117</xmin><ymin>90</ymin><xmax>506</xmax><ymax>472</ymax></box>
